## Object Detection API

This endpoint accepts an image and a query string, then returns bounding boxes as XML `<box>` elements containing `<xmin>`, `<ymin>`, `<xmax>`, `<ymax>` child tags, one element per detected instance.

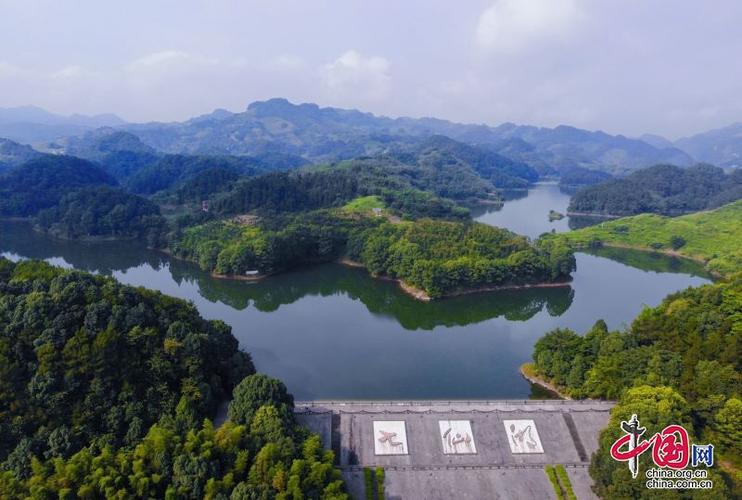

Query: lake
<box><xmin>0</xmin><ymin>184</ymin><xmax>712</xmax><ymax>400</ymax></box>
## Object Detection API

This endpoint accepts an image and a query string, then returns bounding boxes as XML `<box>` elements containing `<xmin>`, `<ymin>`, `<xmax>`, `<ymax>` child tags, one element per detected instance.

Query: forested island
<box><xmin>173</xmin><ymin>210</ymin><xmax>575</xmax><ymax>300</ymax></box>
<box><xmin>0</xmin><ymin>258</ymin><xmax>348</xmax><ymax>498</ymax></box>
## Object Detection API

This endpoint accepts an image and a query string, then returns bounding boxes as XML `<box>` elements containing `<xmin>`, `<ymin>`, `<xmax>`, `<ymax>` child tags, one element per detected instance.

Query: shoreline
<box><xmin>565</xmin><ymin>211</ymin><xmax>622</xmax><ymax>219</ymax></box>
<box><xmin>157</xmin><ymin>248</ymin><xmax>271</xmax><ymax>281</ymax></box>
<box><xmin>519</xmin><ymin>363</ymin><xmax>571</xmax><ymax>400</ymax></box>
<box><xmin>338</xmin><ymin>257</ymin><xmax>572</xmax><ymax>301</ymax></box>
<box><xmin>580</xmin><ymin>242</ymin><xmax>723</xmax><ymax>278</ymax></box>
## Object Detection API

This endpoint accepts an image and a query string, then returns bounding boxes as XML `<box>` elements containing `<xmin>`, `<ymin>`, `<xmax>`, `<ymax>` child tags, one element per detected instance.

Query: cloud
<box><xmin>127</xmin><ymin>50</ymin><xmax>195</xmax><ymax>70</ymax></box>
<box><xmin>476</xmin><ymin>0</ymin><xmax>583</xmax><ymax>53</ymax></box>
<box><xmin>0</xmin><ymin>61</ymin><xmax>24</xmax><ymax>78</ymax></box>
<box><xmin>51</xmin><ymin>65</ymin><xmax>89</xmax><ymax>80</ymax></box>
<box><xmin>321</xmin><ymin>50</ymin><xmax>391</xmax><ymax>101</ymax></box>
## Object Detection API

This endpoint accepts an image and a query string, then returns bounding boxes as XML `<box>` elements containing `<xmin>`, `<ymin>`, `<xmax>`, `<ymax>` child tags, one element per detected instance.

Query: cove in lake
<box><xmin>470</xmin><ymin>182</ymin><xmax>606</xmax><ymax>238</ymax></box>
<box><xmin>0</xmin><ymin>184</ymin><xmax>712</xmax><ymax>400</ymax></box>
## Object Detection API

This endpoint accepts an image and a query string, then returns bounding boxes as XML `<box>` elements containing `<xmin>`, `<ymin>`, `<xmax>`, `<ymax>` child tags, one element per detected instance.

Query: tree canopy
<box><xmin>531</xmin><ymin>275</ymin><xmax>741</xmax><ymax>496</ymax></box>
<box><xmin>0</xmin><ymin>156</ymin><xmax>117</xmax><ymax>217</ymax></box>
<box><xmin>36</xmin><ymin>186</ymin><xmax>168</xmax><ymax>245</ymax></box>
<box><xmin>0</xmin><ymin>259</ymin><xmax>349</xmax><ymax>498</ymax></box>
<box><xmin>569</xmin><ymin>164</ymin><xmax>742</xmax><ymax>216</ymax></box>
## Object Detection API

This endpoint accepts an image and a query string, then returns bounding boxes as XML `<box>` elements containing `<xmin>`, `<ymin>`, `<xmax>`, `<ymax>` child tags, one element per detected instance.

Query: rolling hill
<box><xmin>557</xmin><ymin>199</ymin><xmax>742</xmax><ymax>276</ymax></box>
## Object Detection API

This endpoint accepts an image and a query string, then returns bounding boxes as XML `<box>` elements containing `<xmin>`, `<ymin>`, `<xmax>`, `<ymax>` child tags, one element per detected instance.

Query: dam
<box><xmin>295</xmin><ymin>400</ymin><xmax>614</xmax><ymax>499</ymax></box>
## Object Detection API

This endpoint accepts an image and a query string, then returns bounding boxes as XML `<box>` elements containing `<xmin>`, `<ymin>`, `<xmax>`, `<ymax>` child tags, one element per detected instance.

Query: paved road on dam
<box><xmin>294</xmin><ymin>400</ymin><xmax>614</xmax><ymax>499</ymax></box>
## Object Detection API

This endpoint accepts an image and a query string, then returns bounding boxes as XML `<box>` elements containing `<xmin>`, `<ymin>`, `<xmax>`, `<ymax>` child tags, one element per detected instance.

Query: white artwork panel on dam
<box><xmin>373</xmin><ymin>420</ymin><xmax>408</xmax><ymax>455</ymax></box>
<box><xmin>503</xmin><ymin>419</ymin><xmax>544</xmax><ymax>453</ymax></box>
<box><xmin>438</xmin><ymin>420</ymin><xmax>477</xmax><ymax>454</ymax></box>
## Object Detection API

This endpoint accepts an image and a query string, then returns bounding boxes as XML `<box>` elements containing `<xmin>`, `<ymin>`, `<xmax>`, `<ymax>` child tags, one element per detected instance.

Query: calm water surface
<box><xmin>0</xmin><ymin>184</ymin><xmax>711</xmax><ymax>399</ymax></box>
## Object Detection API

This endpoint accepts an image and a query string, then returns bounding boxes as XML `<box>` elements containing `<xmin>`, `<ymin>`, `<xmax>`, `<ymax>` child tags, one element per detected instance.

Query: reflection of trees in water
<box><xmin>582</xmin><ymin>247</ymin><xmax>711</xmax><ymax>279</ymax></box>
<box><xmin>3</xmin><ymin>221</ymin><xmax>576</xmax><ymax>331</ymax></box>
<box><xmin>170</xmin><ymin>259</ymin><xmax>575</xmax><ymax>330</ymax></box>
<box><xmin>0</xmin><ymin>221</ymin><xmax>167</xmax><ymax>275</ymax></box>
<box><xmin>467</xmin><ymin>189</ymin><xmax>528</xmax><ymax>219</ymax></box>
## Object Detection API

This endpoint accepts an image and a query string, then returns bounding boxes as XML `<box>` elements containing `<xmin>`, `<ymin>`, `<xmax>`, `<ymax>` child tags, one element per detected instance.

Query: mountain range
<box><xmin>1</xmin><ymin>98</ymin><xmax>741</xmax><ymax>172</ymax></box>
<box><xmin>0</xmin><ymin>106</ymin><xmax>125</xmax><ymax>143</ymax></box>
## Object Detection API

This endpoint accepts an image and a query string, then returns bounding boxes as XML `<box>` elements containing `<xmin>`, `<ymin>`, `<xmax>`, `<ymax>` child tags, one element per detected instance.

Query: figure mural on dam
<box><xmin>373</xmin><ymin>421</ymin><xmax>409</xmax><ymax>455</ymax></box>
<box><xmin>439</xmin><ymin>420</ymin><xmax>477</xmax><ymax>454</ymax></box>
<box><xmin>504</xmin><ymin>419</ymin><xmax>544</xmax><ymax>453</ymax></box>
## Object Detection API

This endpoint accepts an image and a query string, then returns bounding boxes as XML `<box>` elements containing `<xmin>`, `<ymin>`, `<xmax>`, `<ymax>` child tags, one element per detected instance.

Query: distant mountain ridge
<box><xmin>0</xmin><ymin>105</ymin><xmax>125</xmax><ymax>144</ymax></box>
<box><xmin>121</xmin><ymin>98</ymin><xmax>693</xmax><ymax>173</ymax></box>
<box><xmin>5</xmin><ymin>99</ymin><xmax>742</xmax><ymax>173</ymax></box>
<box><xmin>675</xmin><ymin>122</ymin><xmax>742</xmax><ymax>168</ymax></box>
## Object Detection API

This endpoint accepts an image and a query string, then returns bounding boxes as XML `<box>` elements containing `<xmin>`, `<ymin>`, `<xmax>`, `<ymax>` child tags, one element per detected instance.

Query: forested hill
<box><xmin>0</xmin><ymin>155</ymin><xmax>117</xmax><ymax>217</ymax></box>
<box><xmin>0</xmin><ymin>258</ymin><xmax>348</xmax><ymax>498</ymax></box>
<box><xmin>36</xmin><ymin>186</ymin><xmax>168</xmax><ymax>244</ymax></box>
<box><xmin>120</xmin><ymin>98</ymin><xmax>692</xmax><ymax>172</ymax></box>
<box><xmin>41</xmin><ymin>127</ymin><xmax>310</xmax><ymax>193</ymax></box>
<box><xmin>0</xmin><ymin>258</ymin><xmax>252</xmax><ymax>472</ymax></box>
<box><xmin>530</xmin><ymin>276</ymin><xmax>740</xmax><ymax>498</ymax></box>
<box><xmin>568</xmin><ymin>164</ymin><xmax>742</xmax><ymax>216</ymax></box>
<box><xmin>0</xmin><ymin>138</ymin><xmax>41</xmax><ymax>173</ymax></box>
<box><xmin>406</xmin><ymin>135</ymin><xmax>538</xmax><ymax>189</ymax></box>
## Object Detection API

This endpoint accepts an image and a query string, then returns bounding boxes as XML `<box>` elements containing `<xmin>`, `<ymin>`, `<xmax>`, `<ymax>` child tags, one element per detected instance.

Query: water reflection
<box><xmin>1</xmin><ymin>221</ymin><xmax>574</xmax><ymax>330</ymax></box>
<box><xmin>0</xmin><ymin>220</ymin><xmax>711</xmax><ymax>399</ymax></box>
<box><xmin>472</xmin><ymin>182</ymin><xmax>605</xmax><ymax>237</ymax></box>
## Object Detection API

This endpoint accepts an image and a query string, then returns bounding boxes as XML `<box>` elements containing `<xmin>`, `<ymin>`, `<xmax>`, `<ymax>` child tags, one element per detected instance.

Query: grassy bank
<box><xmin>557</xmin><ymin>200</ymin><xmax>742</xmax><ymax>276</ymax></box>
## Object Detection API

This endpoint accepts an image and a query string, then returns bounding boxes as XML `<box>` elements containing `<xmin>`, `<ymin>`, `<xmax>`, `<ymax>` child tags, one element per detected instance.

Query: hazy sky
<box><xmin>1</xmin><ymin>0</ymin><xmax>741</xmax><ymax>138</ymax></box>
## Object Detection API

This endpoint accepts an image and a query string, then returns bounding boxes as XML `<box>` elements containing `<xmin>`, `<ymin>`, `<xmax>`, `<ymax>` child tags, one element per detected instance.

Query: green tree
<box><xmin>228</xmin><ymin>374</ymin><xmax>294</xmax><ymax>427</ymax></box>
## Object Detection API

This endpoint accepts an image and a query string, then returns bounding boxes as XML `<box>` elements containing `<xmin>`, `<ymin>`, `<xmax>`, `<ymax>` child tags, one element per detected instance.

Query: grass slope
<box><xmin>342</xmin><ymin>195</ymin><xmax>385</xmax><ymax>212</ymax></box>
<box><xmin>558</xmin><ymin>200</ymin><xmax>742</xmax><ymax>276</ymax></box>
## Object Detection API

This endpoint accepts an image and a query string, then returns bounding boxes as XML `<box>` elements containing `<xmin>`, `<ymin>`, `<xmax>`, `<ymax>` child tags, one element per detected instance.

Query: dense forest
<box><xmin>531</xmin><ymin>276</ymin><xmax>740</xmax><ymax>497</ymax></box>
<box><xmin>0</xmin><ymin>259</ymin><xmax>348</xmax><ymax>498</ymax></box>
<box><xmin>0</xmin><ymin>138</ymin><xmax>41</xmax><ymax>173</ymax></box>
<box><xmin>212</xmin><ymin>171</ymin><xmax>361</xmax><ymax>215</ymax></box>
<box><xmin>348</xmin><ymin>219</ymin><xmax>575</xmax><ymax>298</ymax></box>
<box><xmin>173</xmin><ymin>209</ymin><xmax>575</xmax><ymax>299</ymax></box>
<box><xmin>36</xmin><ymin>186</ymin><xmax>168</xmax><ymax>244</ymax></box>
<box><xmin>172</xmin><ymin>210</ymin><xmax>378</xmax><ymax>276</ymax></box>
<box><xmin>124</xmin><ymin>154</ymin><xmax>266</xmax><ymax>195</ymax></box>
<box><xmin>569</xmin><ymin>164</ymin><xmax>742</xmax><ymax>216</ymax></box>
<box><xmin>0</xmin><ymin>156</ymin><xmax>117</xmax><ymax>217</ymax></box>
<box><xmin>405</xmin><ymin>135</ymin><xmax>539</xmax><ymax>189</ymax></box>
<box><xmin>557</xmin><ymin>166</ymin><xmax>612</xmax><ymax>191</ymax></box>
<box><xmin>0</xmin><ymin>258</ymin><xmax>252</xmax><ymax>471</ymax></box>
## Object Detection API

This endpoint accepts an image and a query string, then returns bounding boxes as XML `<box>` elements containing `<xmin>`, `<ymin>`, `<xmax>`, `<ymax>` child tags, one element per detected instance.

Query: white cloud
<box><xmin>270</xmin><ymin>54</ymin><xmax>305</xmax><ymax>71</ymax></box>
<box><xmin>51</xmin><ymin>65</ymin><xmax>88</xmax><ymax>80</ymax></box>
<box><xmin>0</xmin><ymin>61</ymin><xmax>24</xmax><ymax>78</ymax></box>
<box><xmin>127</xmin><ymin>50</ymin><xmax>195</xmax><ymax>70</ymax></box>
<box><xmin>476</xmin><ymin>0</ymin><xmax>583</xmax><ymax>53</ymax></box>
<box><xmin>321</xmin><ymin>50</ymin><xmax>391</xmax><ymax>101</ymax></box>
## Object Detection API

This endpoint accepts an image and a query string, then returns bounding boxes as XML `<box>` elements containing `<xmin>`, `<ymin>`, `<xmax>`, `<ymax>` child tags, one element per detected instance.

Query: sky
<box><xmin>1</xmin><ymin>0</ymin><xmax>741</xmax><ymax>139</ymax></box>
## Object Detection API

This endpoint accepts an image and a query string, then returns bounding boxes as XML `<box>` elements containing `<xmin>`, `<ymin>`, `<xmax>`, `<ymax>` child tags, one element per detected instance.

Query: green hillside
<box><xmin>558</xmin><ymin>200</ymin><xmax>742</xmax><ymax>276</ymax></box>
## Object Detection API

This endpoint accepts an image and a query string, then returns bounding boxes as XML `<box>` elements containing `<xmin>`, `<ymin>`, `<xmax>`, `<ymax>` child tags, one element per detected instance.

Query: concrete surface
<box><xmin>294</xmin><ymin>400</ymin><xmax>613</xmax><ymax>499</ymax></box>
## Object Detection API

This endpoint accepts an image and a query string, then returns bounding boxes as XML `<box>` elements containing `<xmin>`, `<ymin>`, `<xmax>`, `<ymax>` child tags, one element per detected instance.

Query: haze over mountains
<box><xmin>1</xmin><ymin>98</ymin><xmax>742</xmax><ymax>171</ymax></box>
<box><xmin>0</xmin><ymin>106</ymin><xmax>125</xmax><ymax>143</ymax></box>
